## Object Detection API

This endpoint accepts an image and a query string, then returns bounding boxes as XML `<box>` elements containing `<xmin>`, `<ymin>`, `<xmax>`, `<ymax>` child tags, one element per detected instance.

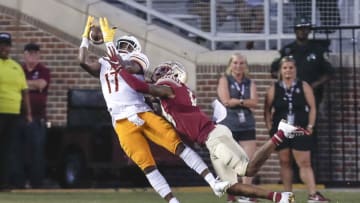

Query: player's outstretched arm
<box><xmin>78</xmin><ymin>16</ymin><xmax>101</xmax><ymax>77</ymax></box>
<box><xmin>119</xmin><ymin>69</ymin><xmax>174</xmax><ymax>98</ymax></box>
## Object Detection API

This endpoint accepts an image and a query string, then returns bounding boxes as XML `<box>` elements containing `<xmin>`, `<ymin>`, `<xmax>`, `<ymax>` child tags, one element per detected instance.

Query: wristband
<box><xmin>307</xmin><ymin>124</ymin><xmax>314</xmax><ymax>129</ymax></box>
<box><xmin>80</xmin><ymin>38</ymin><xmax>89</xmax><ymax>48</ymax></box>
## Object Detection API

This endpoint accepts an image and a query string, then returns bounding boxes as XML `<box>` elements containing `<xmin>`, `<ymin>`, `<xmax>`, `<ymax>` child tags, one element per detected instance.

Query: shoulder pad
<box><xmin>129</xmin><ymin>52</ymin><xmax>150</xmax><ymax>71</ymax></box>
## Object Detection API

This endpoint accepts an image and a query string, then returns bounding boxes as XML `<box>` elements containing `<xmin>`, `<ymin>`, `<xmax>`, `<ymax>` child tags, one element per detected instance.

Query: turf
<box><xmin>0</xmin><ymin>188</ymin><xmax>358</xmax><ymax>203</ymax></box>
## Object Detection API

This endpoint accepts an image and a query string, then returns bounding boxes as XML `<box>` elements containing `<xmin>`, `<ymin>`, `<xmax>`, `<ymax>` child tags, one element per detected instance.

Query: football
<box><xmin>88</xmin><ymin>25</ymin><xmax>104</xmax><ymax>45</ymax></box>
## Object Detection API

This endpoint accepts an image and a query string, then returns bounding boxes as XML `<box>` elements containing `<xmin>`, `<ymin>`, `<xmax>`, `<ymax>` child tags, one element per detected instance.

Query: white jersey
<box><xmin>99</xmin><ymin>51</ymin><xmax>152</xmax><ymax>124</ymax></box>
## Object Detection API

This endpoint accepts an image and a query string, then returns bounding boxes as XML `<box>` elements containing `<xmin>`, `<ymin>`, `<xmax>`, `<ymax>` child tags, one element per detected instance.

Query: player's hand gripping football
<box><xmin>99</xmin><ymin>17</ymin><xmax>116</xmax><ymax>43</ymax></box>
<box><xmin>105</xmin><ymin>46</ymin><xmax>124</xmax><ymax>71</ymax></box>
<box><xmin>82</xmin><ymin>16</ymin><xmax>94</xmax><ymax>38</ymax></box>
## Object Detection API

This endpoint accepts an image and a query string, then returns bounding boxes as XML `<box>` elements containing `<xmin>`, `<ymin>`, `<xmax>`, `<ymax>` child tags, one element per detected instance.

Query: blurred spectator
<box><xmin>217</xmin><ymin>53</ymin><xmax>259</xmax><ymax>203</ymax></box>
<box><xmin>11</xmin><ymin>43</ymin><xmax>50</xmax><ymax>189</ymax></box>
<box><xmin>291</xmin><ymin>0</ymin><xmax>340</xmax><ymax>33</ymax></box>
<box><xmin>0</xmin><ymin>33</ymin><xmax>32</xmax><ymax>190</ymax></box>
<box><xmin>187</xmin><ymin>0</ymin><xmax>228</xmax><ymax>32</ymax></box>
<box><xmin>264</xmin><ymin>56</ymin><xmax>330</xmax><ymax>203</ymax></box>
<box><xmin>235</xmin><ymin>0</ymin><xmax>264</xmax><ymax>33</ymax></box>
<box><xmin>235</xmin><ymin>0</ymin><xmax>264</xmax><ymax>49</ymax></box>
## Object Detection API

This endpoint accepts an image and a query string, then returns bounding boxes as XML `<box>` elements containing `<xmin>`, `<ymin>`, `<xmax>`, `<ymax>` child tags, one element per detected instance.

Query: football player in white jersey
<box><xmin>78</xmin><ymin>16</ymin><xmax>230</xmax><ymax>203</ymax></box>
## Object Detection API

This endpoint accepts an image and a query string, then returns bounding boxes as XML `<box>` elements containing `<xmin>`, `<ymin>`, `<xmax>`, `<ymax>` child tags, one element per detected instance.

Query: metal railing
<box><xmin>311</xmin><ymin>25</ymin><xmax>360</xmax><ymax>186</ymax></box>
<box><xmin>107</xmin><ymin>0</ymin><xmax>360</xmax><ymax>51</ymax></box>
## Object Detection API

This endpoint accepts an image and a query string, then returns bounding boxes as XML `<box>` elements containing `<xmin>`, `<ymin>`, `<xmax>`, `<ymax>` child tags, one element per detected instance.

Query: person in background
<box><xmin>265</xmin><ymin>56</ymin><xmax>330</xmax><ymax>203</ymax></box>
<box><xmin>15</xmin><ymin>43</ymin><xmax>50</xmax><ymax>188</ymax></box>
<box><xmin>217</xmin><ymin>53</ymin><xmax>259</xmax><ymax>203</ymax></box>
<box><xmin>0</xmin><ymin>32</ymin><xmax>32</xmax><ymax>190</ymax></box>
<box><xmin>187</xmin><ymin>0</ymin><xmax>228</xmax><ymax>32</ymax></box>
<box><xmin>270</xmin><ymin>16</ymin><xmax>334</xmax><ymax>107</ymax></box>
<box><xmin>270</xmin><ymin>15</ymin><xmax>334</xmax><ymax>187</ymax></box>
<box><xmin>290</xmin><ymin>0</ymin><xmax>340</xmax><ymax>33</ymax></box>
<box><xmin>234</xmin><ymin>0</ymin><xmax>264</xmax><ymax>49</ymax></box>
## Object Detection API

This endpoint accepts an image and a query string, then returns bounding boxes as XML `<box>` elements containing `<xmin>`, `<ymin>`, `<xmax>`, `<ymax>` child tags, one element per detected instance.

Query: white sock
<box><xmin>169</xmin><ymin>197</ymin><xmax>180</xmax><ymax>203</ymax></box>
<box><xmin>179</xmin><ymin>146</ymin><xmax>208</xmax><ymax>175</ymax></box>
<box><xmin>204</xmin><ymin>173</ymin><xmax>216</xmax><ymax>187</ymax></box>
<box><xmin>145</xmin><ymin>169</ymin><xmax>172</xmax><ymax>198</ymax></box>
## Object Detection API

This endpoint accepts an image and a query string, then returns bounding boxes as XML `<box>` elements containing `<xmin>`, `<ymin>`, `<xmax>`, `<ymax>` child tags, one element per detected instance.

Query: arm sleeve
<box><xmin>119</xmin><ymin>69</ymin><xmax>150</xmax><ymax>93</ymax></box>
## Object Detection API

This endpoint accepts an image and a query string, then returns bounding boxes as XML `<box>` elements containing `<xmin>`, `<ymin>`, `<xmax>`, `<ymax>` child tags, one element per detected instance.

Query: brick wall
<box><xmin>196</xmin><ymin>63</ymin><xmax>360</xmax><ymax>184</ymax></box>
<box><xmin>0</xmin><ymin>6</ymin><xmax>102</xmax><ymax>126</ymax></box>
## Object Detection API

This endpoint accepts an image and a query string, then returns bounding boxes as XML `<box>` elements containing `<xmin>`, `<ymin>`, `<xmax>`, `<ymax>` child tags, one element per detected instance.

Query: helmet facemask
<box><xmin>115</xmin><ymin>36</ymin><xmax>141</xmax><ymax>53</ymax></box>
<box><xmin>150</xmin><ymin>61</ymin><xmax>187</xmax><ymax>84</ymax></box>
<box><xmin>151</xmin><ymin>64</ymin><xmax>172</xmax><ymax>83</ymax></box>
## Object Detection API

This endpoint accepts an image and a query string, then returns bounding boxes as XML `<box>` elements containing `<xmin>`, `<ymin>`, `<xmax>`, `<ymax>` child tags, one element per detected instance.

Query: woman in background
<box><xmin>217</xmin><ymin>53</ymin><xmax>259</xmax><ymax>203</ymax></box>
<box><xmin>264</xmin><ymin>56</ymin><xmax>329</xmax><ymax>203</ymax></box>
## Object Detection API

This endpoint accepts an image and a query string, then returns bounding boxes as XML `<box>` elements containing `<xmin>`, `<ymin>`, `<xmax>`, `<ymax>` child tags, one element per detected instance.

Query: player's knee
<box><xmin>136</xmin><ymin>156</ymin><xmax>156</xmax><ymax>172</ymax></box>
<box><xmin>143</xmin><ymin>165</ymin><xmax>157</xmax><ymax>174</ymax></box>
<box><xmin>174</xmin><ymin>142</ymin><xmax>185</xmax><ymax>155</ymax></box>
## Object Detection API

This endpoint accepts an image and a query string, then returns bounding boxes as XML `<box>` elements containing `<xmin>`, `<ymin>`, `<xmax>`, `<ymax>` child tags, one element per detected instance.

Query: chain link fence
<box><xmin>110</xmin><ymin>0</ymin><xmax>360</xmax><ymax>51</ymax></box>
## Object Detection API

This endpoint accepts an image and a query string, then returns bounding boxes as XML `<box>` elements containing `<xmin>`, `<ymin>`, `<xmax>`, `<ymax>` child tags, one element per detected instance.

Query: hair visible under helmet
<box><xmin>150</xmin><ymin>61</ymin><xmax>188</xmax><ymax>84</ymax></box>
<box><xmin>115</xmin><ymin>35</ymin><xmax>141</xmax><ymax>53</ymax></box>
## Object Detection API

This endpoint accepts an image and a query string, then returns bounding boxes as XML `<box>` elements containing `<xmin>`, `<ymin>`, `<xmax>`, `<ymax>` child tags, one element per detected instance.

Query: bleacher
<box><xmin>106</xmin><ymin>0</ymin><xmax>360</xmax><ymax>51</ymax></box>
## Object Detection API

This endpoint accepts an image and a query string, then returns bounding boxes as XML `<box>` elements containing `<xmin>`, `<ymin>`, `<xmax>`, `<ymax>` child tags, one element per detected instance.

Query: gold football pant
<box><xmin>114</xmin><ymin>112</ymin><xmax>182</xmax><ymax>170</ymax></box>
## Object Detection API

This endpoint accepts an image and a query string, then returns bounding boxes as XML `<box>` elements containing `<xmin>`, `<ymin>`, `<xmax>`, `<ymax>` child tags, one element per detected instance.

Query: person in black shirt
<box><xmin>270</xmin><ymin>16</ymin><xmax>334</xmax><ymax>107</ymax></box>
<box><xmin>265</xmin><ymin>56</ymin><xmax>330</xmax><ymax>203</ymax></box>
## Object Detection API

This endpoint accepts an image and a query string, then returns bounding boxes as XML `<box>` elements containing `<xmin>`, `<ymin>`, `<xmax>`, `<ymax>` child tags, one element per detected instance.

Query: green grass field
<box><xmin>0</xmin><ymin>188</ymin><xmax>358</xmax><ymax>203</ymax></box>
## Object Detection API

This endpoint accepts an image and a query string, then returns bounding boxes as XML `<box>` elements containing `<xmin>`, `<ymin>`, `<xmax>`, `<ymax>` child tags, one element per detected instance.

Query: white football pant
<box><xmin>205</xmin><ymin>124</ymin><xmax>249</xmax><ymax>185</ymax></box>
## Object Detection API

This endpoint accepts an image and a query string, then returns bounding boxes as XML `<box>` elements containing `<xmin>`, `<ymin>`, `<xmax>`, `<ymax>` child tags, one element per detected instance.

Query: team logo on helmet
<box><xmin>116</xmin><ymin>35</ymin><xmax>141</xmax><ymax>53</ymax></box>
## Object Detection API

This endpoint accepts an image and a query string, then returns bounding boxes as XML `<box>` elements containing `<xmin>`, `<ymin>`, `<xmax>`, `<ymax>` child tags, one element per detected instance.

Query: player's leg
<box><xmin>238</xmin><ymin>139</ymin><xmax>257</xmax><ymax>184</ymax></box>
<box><xmin>206</xmin><ymin>126</ymin><xmax>295</xmax><ymax>203</ymax></box>
<box><xmin>246</xmin><ymin>120</ymin><xmax>308</xmax><ymax>176</ymax></box>
<box><xmin>245</xmin><ymin>139</ymin><xmax>277</xmax><ymax>176</ymax></box>
<box><xmin>114</xmin><ymin>118</ymin><xmax>179</xmax><ymax>203</ymax></box>
<box><xmin>211</xmin><ymin>155</ymin><xmax>295</xmax><ymax>203</ymax></box>
<box><xmin>205</xmin><ymin>125</ymin><xmax>249</xmax><ymax>177</ymax></box>
<box><xmin>174</xmin><ymin>143</ymin><xmax>230</xmax><ymax>197</ymax></box>
<box><xmin>140</xmin><ymin>112</ymin><xmax>229</xmax><ymax>197</ymax></box>
<box><xmin>227</xmin><ymin>183</ymin><xmax>295</xmax><ymax>203</ymax></box>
